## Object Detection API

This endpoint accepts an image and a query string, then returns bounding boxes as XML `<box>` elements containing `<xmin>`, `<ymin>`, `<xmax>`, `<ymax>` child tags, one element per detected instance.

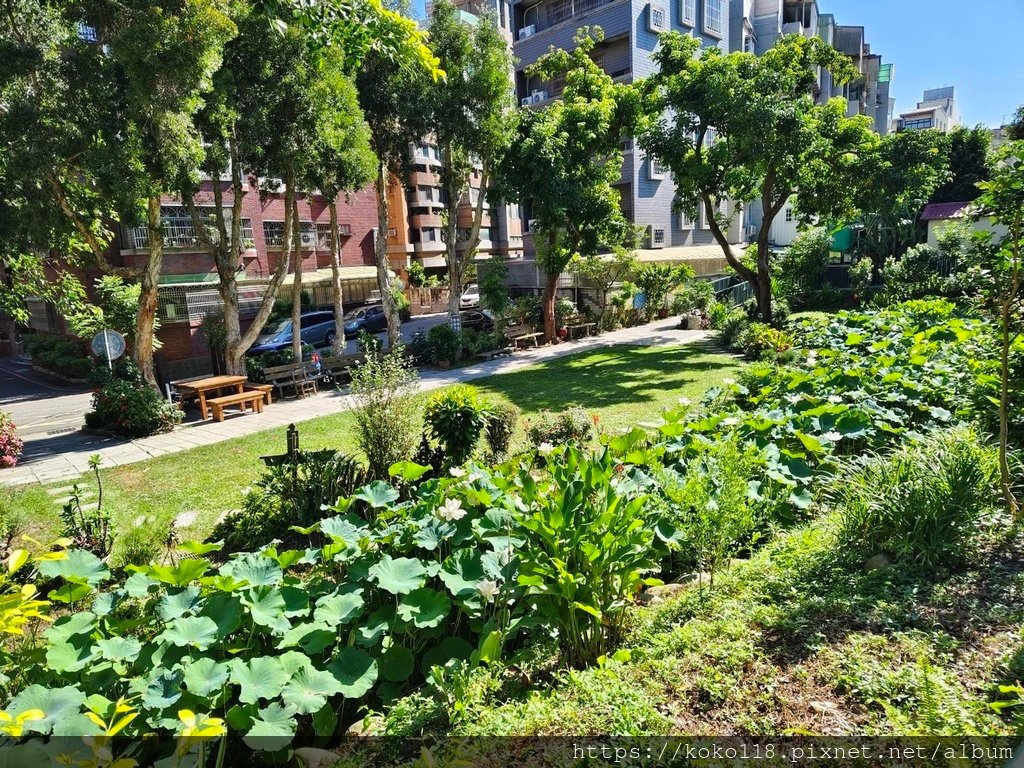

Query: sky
<box><xmin>823</xmin><ymin>0</ymin><xmax>1023</xmax><ymax>127</ymax></box>
<box><xmin>411</xmin><ymin>0</ymin><xmax>1024</xmax><ymax>128</ymax></box>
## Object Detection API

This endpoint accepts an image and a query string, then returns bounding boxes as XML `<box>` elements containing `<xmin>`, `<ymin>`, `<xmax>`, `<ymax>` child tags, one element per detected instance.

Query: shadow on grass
<box><xmin>471</xmin><ymin>341</ymin><xmax>737</xmax><ymax>415</ymax></box>
<box><xmin>754</xmin><ymin>527</ymin><xmax>1024</xmax><ymax>666</ymax></box>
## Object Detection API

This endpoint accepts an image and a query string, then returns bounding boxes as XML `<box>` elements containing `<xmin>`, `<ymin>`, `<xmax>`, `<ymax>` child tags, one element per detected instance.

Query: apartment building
<box><xmin>897</xmin><ymin>87</ymin><xmax>960</xmax><ymax>133</ymax></box>
<box><xmin>512</xmin><ymin>0</ymin><xmax>743</xmax><ymax>268</ymax></box>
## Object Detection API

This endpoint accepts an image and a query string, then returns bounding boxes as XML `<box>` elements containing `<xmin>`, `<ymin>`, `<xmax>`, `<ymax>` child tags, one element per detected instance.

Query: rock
<box><xmin>295</xmin><ymin>748</ymin><xmax>343</xmax><ymax>768</ymax></box>
<box><xmin>173</xmin><ymin>510</ymin><xmax>198</xmax><ymax>529</ymax></box>
<box><xmin>638</xmin><ymin>577</ymin><xmax>706</xmax><ymax>605</ymax></box>
<box><xmin>809</xmin><ymin>700</ymin><xmax>839</xmax><ymax>715</ymax></box>
<box><xmin>864</xmin><ymin>554</ymin><xmax>894</xmax><ymax>572</ymax></box>
<box><xmin>345</xmin><ymin>715</ymin><xmax>383</xmax><ymax>738</ymax></box>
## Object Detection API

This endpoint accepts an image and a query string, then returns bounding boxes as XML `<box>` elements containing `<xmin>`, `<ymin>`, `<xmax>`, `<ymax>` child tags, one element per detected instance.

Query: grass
<box><xmin>369</xmin><ymin>515</ymin><xmax>1024</xmax><ymax>745</ymax></box>
<box><xmin>3</xmin><ymin>341</ymin><xmax>742</xmax><ymax>550</ymax></box>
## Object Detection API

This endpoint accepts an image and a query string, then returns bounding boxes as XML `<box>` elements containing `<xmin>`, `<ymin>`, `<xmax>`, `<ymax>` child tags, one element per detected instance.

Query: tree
<box><xmin>930</xmin><ymin>126</ymin><xmax>992</xmax><ymax>204</ymax></box>
<box><xmin>1010</xmin><ymin>106</ymin><xmax>1024</xmax><ymax>142</ymax></box>
<box><xmin>638</xmin><ymin>33</ymin><xmax>877</xmax><ymax>324</ymax></box>
<box><xmin>972</xmin><ymin>143</ymin><xmax>1024</xmax><ymax>516</ymax></box>
<box><xmin>355</xmin><ymin>1</ymin><xmax>438</xmax><ymax>349</ymax></box>
<box><xmin>423</xmin><ymin>0</ymin><xmax>515</xmax><ymax>323</ymax></box>
<box><xmin>570</xmin><ymin>248</ymin><xmax>638</xmax><ymax>327</ymax></box>
<box><xmin>855</xmin><ymin>129</ymin><xmax>950</xmax><ymax>266</ymax></box>
<box><xmin>497</xmin><ymin>28</ymin><xmax>634</xmax><ymax>342</ymax></box>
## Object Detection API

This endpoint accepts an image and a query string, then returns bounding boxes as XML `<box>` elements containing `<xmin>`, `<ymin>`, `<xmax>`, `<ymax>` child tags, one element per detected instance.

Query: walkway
<box><xmin>1</xmin><ymin>321</ymin><xmax>711</xmax><ymax>487</ymax></box>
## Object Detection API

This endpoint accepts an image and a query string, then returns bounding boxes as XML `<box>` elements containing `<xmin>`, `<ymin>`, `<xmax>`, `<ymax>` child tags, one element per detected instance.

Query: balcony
<box><xmin>515</xmin><ymin>0</ymin><xmax>630</xmax><ymax>68</ymax></box>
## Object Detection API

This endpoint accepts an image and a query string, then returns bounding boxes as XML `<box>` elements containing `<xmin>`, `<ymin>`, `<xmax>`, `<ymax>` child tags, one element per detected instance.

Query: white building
<box><xmin>897</xmin><ymin>86</ymin><xmax>960</xmax><ymax>133</ymax></box>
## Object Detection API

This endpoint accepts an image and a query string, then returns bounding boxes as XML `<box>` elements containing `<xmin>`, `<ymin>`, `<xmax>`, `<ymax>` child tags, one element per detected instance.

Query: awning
<box><xmin>633</xmin><ymin>244</ymin><xmax>743</xmax><ymax>276</ymax></box>
<box><xmin>244</xmin><ymin>266</ymin><xmax>388</xmax><ymax>287</ymax></box>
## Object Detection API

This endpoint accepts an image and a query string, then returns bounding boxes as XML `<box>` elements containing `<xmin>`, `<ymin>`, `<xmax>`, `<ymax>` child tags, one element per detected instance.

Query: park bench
<box><xmin>244</xmin><ymin>382</ymin><xmax>274</xmax><ymax>406</ymax></box>
<box><xmin>319</xmin><ymin>352</ymin><xmax>366</xmax><ymax>384</ymax></box>
<box><xmin>505</xmin><ymin>324</ymin><xmax>542</xmax><ymax>349</ymax></box>
<box><xmin>563</xmin><ymin>313</ymin><xmax>596</xmax><ymax>340</ymax></box>
<box><xmin>261</xmin><ymin>362</ymin><xmax>319</xmax><ymax>400</ymax></box>
<box><xmin>208</xmin><ymin>390</ymin><xmax>265</xmax><ymax>422</ymax></box>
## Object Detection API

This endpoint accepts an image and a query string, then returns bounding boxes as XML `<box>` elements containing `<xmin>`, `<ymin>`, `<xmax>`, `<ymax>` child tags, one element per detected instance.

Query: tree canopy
<box><xmin>637</xmin><ymin>33</ymin><xmax>877</xmax><ymax>323</ymax></box>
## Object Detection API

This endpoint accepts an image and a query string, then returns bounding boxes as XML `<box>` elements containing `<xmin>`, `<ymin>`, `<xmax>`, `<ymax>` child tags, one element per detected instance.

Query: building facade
<box><xmin>897</xmin><ymin>86</ymin><xmax>960</xmax><ymax>133</ymax></box>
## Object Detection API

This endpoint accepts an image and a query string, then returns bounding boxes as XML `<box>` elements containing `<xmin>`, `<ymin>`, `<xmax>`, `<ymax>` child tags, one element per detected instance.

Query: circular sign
<box><xmin>91</xmin><ymin>330</ymin><xmax>126</xmax><ymax>361</ymax></box>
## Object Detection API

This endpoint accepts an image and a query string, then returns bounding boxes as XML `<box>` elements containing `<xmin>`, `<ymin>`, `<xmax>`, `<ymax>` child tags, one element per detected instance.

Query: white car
<box><xmin>459</xmin><ymin>284</ymin><xmax>481</xmax><ymax>309</ymax></box>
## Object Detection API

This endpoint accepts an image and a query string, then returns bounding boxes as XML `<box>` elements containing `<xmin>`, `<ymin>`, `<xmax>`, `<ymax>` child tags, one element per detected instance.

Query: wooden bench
<box><xmin>505</xmin><ymin>325</ymin><xmax>543</xmax><ymax>349</ymax></box>
<box><xmin>208</xmin><ymin>391</ymin><xmax>265</xmax><ymax>422</ymax></box>
<box><xmin>244</xmin><ymin>382</ymin><xmax>274</xmax><ymax>405</ymax></box>
<box><xmin>260</xmin><ymin>362</ymin><xmax>319</xmax><ymax>400</ymax></box>
<box><xmin>319</xmin><ymin>353</ymin><xmax>366</xmax><ymax>384</ymax></box>
<box><xmin>563</xmin><ymin>314</ymin><xmax>596</xmax><ymax>340</ymax></box>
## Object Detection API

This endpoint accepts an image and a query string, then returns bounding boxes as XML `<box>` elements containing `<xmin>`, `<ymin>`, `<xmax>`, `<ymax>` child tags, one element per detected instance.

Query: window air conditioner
<box><xmin>532</xmin><ymin>90</ymin><xmax>548</xmax><ymax>103</ymax></box>
<box><xmin>521</xmin><ymin>97</ymin><xmax>533</xmax><ymax>108</ymax></box>
<box><xmin>518</xmin><ymin>24</ymin><xmax>536</xmax><ymax>40</ymax></box>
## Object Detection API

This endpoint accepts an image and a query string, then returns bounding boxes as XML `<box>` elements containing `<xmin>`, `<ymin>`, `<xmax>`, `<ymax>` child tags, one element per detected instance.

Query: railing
<box><xmin>520</xmin><ymin>0</ymin><xmax>620</xmax><ymax>37</ymax></box>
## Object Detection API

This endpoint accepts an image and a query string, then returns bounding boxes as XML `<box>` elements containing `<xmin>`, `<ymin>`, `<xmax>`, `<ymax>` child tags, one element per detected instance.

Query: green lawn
<box><xmin>3</xmin><ymin>341</ymin><xmax>742</xmax><ymax>550</ymax></box>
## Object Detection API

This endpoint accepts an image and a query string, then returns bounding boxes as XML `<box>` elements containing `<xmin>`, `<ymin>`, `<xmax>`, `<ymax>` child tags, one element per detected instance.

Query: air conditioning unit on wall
<box><xmin>518</xmin><ymin>24</ymin><xmax>536</xmax><ymax>40</ymax></box>
<box><xmin>648</xmin><ymin>224</ymin><xmax>666</xmax><ymax>249</ymax></box>
<box><xmin>531</xmin><ymin>90</ymin><xmax>548</xmax><ymax>104</ymax></box>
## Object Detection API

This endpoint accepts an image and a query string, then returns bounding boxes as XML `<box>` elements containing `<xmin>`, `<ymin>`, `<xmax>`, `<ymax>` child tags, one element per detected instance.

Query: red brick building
<box><xmin>20</xmin><ymin>180</ymin><xmax>382</xmax><ymax>368</ymax></box>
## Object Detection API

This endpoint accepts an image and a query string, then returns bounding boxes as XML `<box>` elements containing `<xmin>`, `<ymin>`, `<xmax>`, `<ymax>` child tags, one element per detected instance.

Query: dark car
<box><xmin>343</xmin><ymin>304</ymin><xmax>388</xmax><ymax>338</ymax></box>
<box><xmin>247</xmin><ymin>311</ymin><xmax>339</xmax><ymax>356</ymax></box>
<box><xmin>459</xmin><ymin>309</ymin><xmax>495</xmax><ymax>332</ymax></box>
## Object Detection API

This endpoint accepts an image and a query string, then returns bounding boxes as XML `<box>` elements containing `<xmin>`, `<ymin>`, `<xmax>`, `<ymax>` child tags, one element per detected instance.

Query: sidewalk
<box><xmin>1</xmin><ymin>321</ymin><xmax>711</xmax><ymax>487</ymax></box>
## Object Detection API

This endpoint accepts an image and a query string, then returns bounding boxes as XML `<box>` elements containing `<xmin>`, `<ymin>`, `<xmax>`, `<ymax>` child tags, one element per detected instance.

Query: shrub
<box><xmin>517</xmin><ymin>445</ymin><xmax>665</xmax><ymax>666</ymax></box>
<box><xmin>349</xmin><ymin>347</ymin><xmax>420</xmax><ymax>479</ymax></box>
<box><xmin>23</xmin><ymin>335</ymin><xmax>94</xmax><ymax>379</ymax></box>
<box><xmin>774</xmin><ymin>226</ymin><xmax>832</xmax><ymax>299</ymax></box>
<box><xmin>671</xmin><ymin>279</ymin><xmax>716</xmax><ymax>317</ymax></box>
<box><xmin>112</xmin><ymin>522</ymin><xmax>164</xmax><ymax>571</ymax></box>
<box><xmin>246</xmin><ymin>342</ymin><xmax>317</xmax><ymax>382</ymax></box>
<box><xmin>832</xmin><ymin>426</ymin><xmax>999</xmax><ymax>568</ymax></box>
<box><xmin>423</xmin><ymin>385</ymin><xmax>490</xmax><ymax>467</ymax></box>
<box><xmin>60</xmin><ymin>457</ymin><xmax>113</xmax><ymax>558</ymax></box>
<box><xmin>717</xmin><ymin>308</ymin><xmax>749</xmax><ymax>347</ymax></box>
<box><xmin>212</xmin><ymin>449</ymin><xmax>368</xmax><ymax>553</ymax></box>
<box><xmin>849</xmin><ymin>257</ymin><xmax>874</xmax><ymax>300</ymax></box>
<box><xmin>484</xmin><ymin>402</ymin><xmax>520</xmax><ymax>460</ymax></box>
<box><xmin>878</xmin><ymin>244</ymin><xmax>951</xmax><ymax>305</ymax></box>
<box><xmin>736</xmin><ymin>322</ymin><xmax>795</xmax><ymax>360</ymax></box>
<box><xmin>707</xmin><ymin>299</ymin><xmax>730</xmax><ymax>329</ymax></box>
<box><xmin>526</xmin><ymin>405</ymin><xmax>597</xmax><ymax>448</ymax></box>
<box><xmin>407</xmin><ymin>261</ymin><xmax>427</xmax><ymax>288</ymax></box>
<box><xmin>85</xmin><ymin>379</ymin><xmax>183</xmax><ymax>438</ymax></box>
<box><xmin>0</xmin><ymin>413</ymin><xmax>24</xmax><ymax>469</ymax></box>
<box><xmin>393</xmin><ymin>290</ymin><xmax>412</xmax><ymax>322</ymax></box>
<box><xmin>741</xmin><ymin>294</ymin><xmax>789</xmax><ymax>325</ymax></box>
<box><xmin>635</xmin><ymin>263</ymin><xmax>692</xmax><ymax>319</ymax></box>
<box><xmin>426</xmin><ymin>323</ymin><xmax>462</xmax><ymax>364</ymax></box>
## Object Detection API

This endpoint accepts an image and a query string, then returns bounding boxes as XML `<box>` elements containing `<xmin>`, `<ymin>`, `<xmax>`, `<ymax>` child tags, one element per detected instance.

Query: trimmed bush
<box><xmin>349</xmin><ymin>347</ymin><xmax>420</xmax><ymax>479</ymax></box>
<box><xmin>485</xmin><ymin>401</ymin><xmax>521</xmax><ymax>460</ymax></box>
<box><xmin>85</xmin><ymin>380</ymin><xmax>183</xmax><ymax>438</ymax></box>
<box><xmin>717</xmin><ymin>308</ymin><xmax>749</xmax><ymax>347</ymax></box>
<box><xmin>527</xmin><ymin>405</ymin><xmax>597</xmax><ymax>448</ymax></box>
<box><xmin>426</xmin><ymin>323</ymin><xmax>462</xmax><ymax>364</ymax></box>
<box><xmin>423</xmin><ymin>385</ymin><xmax>489</xmax><ymax>467</ymax></box>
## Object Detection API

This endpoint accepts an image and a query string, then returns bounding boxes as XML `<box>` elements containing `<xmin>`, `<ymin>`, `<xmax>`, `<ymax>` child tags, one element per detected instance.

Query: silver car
<box><xmin>247</xmin><ymin>311</ymin><xmax>339</xmax><ymax>356</ymax></box>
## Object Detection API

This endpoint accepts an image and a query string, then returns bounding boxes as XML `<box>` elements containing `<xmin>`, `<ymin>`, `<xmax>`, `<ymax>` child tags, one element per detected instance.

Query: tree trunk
<box><xmin>221</xmin><ymin>133</ymin><xmax>247</xmax><ymax>376</ymax></box>
<box><xmin>541</xmin><ymin>271</ymin><xmax>558</xmax><ymax>343</ymax></box>
<box><xmin>757</xmin><ymin>240</ymin><xmax>773</xmax><ymax>325</ymax></box>
<box><xmin>134</xmin><ymin>196</ymin><xmax>163</xmax><ymax>389</ymax></box>
<box><xmin>373</xmin><ymin>162</ymin><xmax>401</xmax><ymax>349</ymax></box>
<box><xmin>328</xmin><ymin>201</ymin><xmax>345</xmax><ymax>357</ymax></box>
<box><xmin>444</xmin><ymin>170</ymin><xmax>463</xmax><ymax>325</ymax></box>
<box><xmin>290</xmin><ymin>191</ymin><xmax>304</xmax><ymax>362</ymax></box>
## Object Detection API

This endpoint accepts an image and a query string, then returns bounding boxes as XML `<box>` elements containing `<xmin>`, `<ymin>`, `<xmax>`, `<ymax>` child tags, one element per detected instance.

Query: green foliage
<box><xmin>212</xmin><ymin>450</ymin><xmax>369</xmax><ymax>554</ymax></box>
<box><xmin>424</xmin><ymin>385</ymin><xmax>490</xmax><ymax>467</ymax></box>
<box><xmin>670</xmin><ymin>279</ymin><xmax>715</xmax><ymax>317</ymax></box>
<box><xmin>407</xmin><ymin>262</ymin><xmax>427</xmax><ymax>288</ymax></box>
<box><xmin>349</xmin><ymin>347</ymin><xmax>420</xmax><ymax>479</ymax></box>
<box><xmin>661</xmin><ymin>437</ymin><xmax>762</xmax><ymax>585</ymax></box>
<box><xmin>483</xmin><ymin>402</ymin><xmax>520</xmax><ymax>461</ymax></box>
<box><xmin>775</xmin><ymin>227</ymin><xmax>832</xmax><ymax>299</ymax></box>
<box><xmin>849</xmin><ymin>257</ymin><xmax>874</xmax><ymax>299</ymax></box>
<box><xmin>526</xmin><ymin>406</ymin><xmax>597</xmax><ymax>448</ymax></box>
<box><xmin>716</xmin><ymin>308</ymin><xmax>749</xmax><ymax>347</ymax></box>
<box><xmin>878</xmin><ymin>244</ymin><xmax>953</xmax><ymax>305</ymax></box>
<box><xmin>67</xmin><ymin>276</ymin><xmax>158</xmax><ymax>349</ymax></box>
<box><xmin>638</xmin><ymin>31</ymin><xmax>877</xmax><ymax>322</ymax></box>
<box><xmin>22</xmin><ymin>335</ymin><xmax>93</xmax><ymax>380</ymax></box>
<box><xmin>426</xmin><ymin>323</ymin><xmax>463</xmax><ymax>364</ymax></box>
<box><xmin>833</xmin><ymin>426</ymin><xmax>999</xmax><ymax>568</ymax></box>
<box><xmin>85</xmin><ymin>379</ymin><xmax>183</xmax><ymax>438</ymax></box>
<box><xmin>60</xmin><ymin>457</ymin><xmax>112</xmax><ymax>559</ymax></box>
<box><xmin>479</xmin><ymin>258</ymin><xmax>511</xmax><ymax>320</ymax></box>
<box><xmin>931</xmin><ymin>126</ymin><xmax>992</xmax><ymax>204</ymax></box>
<box><xmin>245</xmin><ymin>342</ymin><xmax>316</xmax><ymax>383</ymax></box>
<box><xmin>735</xmin><ymin>322</ymin><xmax>795</xmax><ymax>361</ymax></box>
<box><xmin>634</xmin><ymin>263</ymin><xmax>691</xmax><ymax>319</ymax></box>
<box><xmin>516</xmin><ymin>445</ymin><xmax>664</xmax><ymax>666</ymax></box>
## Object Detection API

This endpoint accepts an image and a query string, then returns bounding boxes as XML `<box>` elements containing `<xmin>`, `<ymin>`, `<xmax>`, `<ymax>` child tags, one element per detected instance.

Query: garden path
<box><xmin>0</xmin><ymin>321</ymin><xmax>711</xmax><ymax>487</ymax></box>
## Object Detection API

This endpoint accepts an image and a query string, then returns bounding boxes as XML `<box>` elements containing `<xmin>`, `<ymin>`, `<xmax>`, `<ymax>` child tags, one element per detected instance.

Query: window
<box><xmin>648</xmin><ymin>155</ymin><xmax>666</xmax><ymax>181</ymax></box>
<box><xmin>785</xmin><ymin>208</ymin><xmax>794</xmax><ymax>223</ymax></box>
<box><xmin>647</xmin><ymin>3</ymin><xmax>668</xmax><ymax>32</ymax></box>
<box><xmin>679</xmin><ymin>210</ymin><xmax>695</xmax><ymax>230</ymax></box>
<box><xmin>77</xmin><ymin>23</ymin><xmax>97</xmax><ymax>42</ymax></box>
<box><xmin>263</xmin><ymin>221</ymin><xmax>285</xmax><ymax>247</ymax></box>
<box><xmin>423</xmin><ymin>228</ymin><xmax>440</xmax><ymax>243</ymax></box>
<box><xmin>703</xmin><ymin>0</ymin><xmax>723</xmax><ymax>36</ymax></box>
<box><xmin>680</xmin><ymin>0</ymin><xmax>695</xmax><ymax>26</ymax></box>
<box><xmin>316</xmin><ymin>223</ymin><xmax>333</xmax><ymax>250</ymax></box>
<box><xmin>650</xmin><ymin>226</ymin><xmax>666</xmax><ymax>247</ymax></box>
<box><xmin>901</xmin><ymin>117</ymin><xmax>934</xmax><ymax>131</ymax></box>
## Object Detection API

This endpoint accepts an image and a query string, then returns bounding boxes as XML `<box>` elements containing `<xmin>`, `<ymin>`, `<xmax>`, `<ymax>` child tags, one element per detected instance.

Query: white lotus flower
<box><xmin>823</xmin><ymin>430</ymin><xmax>842</xmax><ymax>442</ymax></box>
<box><xmin>467</xmin><ymin>471</ymin><xmax>484</xmax><ymax>484</ymax></box>
<box><xmin>677</xmin><ymin>396</ymin><xmax>692</xmax><ymax>407</ymax></box>
<box><xmin>785</xmin><ymin>394</ymin><xmax>802</xmax><ymax>404</ymax></box>
<box><xmin>538</xmin><ymin>442</ymin><xmax>555</xmax><ymax>455</ymax></box>
<box><xmin>827</xmin><ymin>395</ymin><xmax>842</xmax><ymax>404</ymax></box>
<box><xmin>722</xmin><ymin>416</ymin><xmax>740</xmax><ymax>426</ymax></box>
<box><xmin>436</xmin><ymin>498</ymin><xmax>467</xmax><ymax>522</ymax></box>
<box><xmin>477</xmin><ymin>579</ymin><xmax>500</xmax><ymax>602</ymax></box>
<box><xmin>449</xmin><ymin>467</ymin><xmax>467</xmax><ymax>478</ymax></box>
<box><xmin>723</xmin><ymin>377</ymin><xmax>736</xmax><ymax>386</ymax></box>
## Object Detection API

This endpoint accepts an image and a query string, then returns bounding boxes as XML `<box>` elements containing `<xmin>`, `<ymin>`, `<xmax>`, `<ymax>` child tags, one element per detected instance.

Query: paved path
<box><xmin>1</xmin><ymin>321</ymin><xmax>711</xmax><ymax>487</ymax></box>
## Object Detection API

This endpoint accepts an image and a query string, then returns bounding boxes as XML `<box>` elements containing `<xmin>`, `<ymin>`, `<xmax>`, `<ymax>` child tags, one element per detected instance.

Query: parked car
<box><xmin>459</xmin><ymin>283</ymin><xmax>481</xmax><ymax>309</ymax></box>
<box><xmin>343</xmin><ymin>304</ymin><xmax>388</xmax><ymax>338</ymax></box>
<box><xmin>247</xmin><ymin>311</ymin><xmax>339</xmax><ymax>356</ymax></box>
<box><xmin>459</xmin><ymin>309</ymin><xmax>496</xmax><ymax>333</ymax></box>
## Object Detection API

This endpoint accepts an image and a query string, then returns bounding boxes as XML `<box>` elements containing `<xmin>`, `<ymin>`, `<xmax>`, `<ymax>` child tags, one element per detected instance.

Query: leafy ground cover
<box><xmin>0</xmin><ymin>342</ymin><xmax>741</xmax><ymax>553</ymax></box>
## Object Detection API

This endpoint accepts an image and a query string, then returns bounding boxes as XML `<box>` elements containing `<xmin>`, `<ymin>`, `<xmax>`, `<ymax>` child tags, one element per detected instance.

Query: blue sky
<box><xmin>411</xmin><ymin>0</ymin><xmax>1023</xmax><ymax>127</ymax></box>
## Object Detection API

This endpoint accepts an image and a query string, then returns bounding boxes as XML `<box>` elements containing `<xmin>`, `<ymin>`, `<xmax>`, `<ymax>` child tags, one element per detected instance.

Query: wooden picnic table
<box><xmin>174</xmin><ymin>375</ymin><xmax>247</xmax><ymax>420</ymax></box>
